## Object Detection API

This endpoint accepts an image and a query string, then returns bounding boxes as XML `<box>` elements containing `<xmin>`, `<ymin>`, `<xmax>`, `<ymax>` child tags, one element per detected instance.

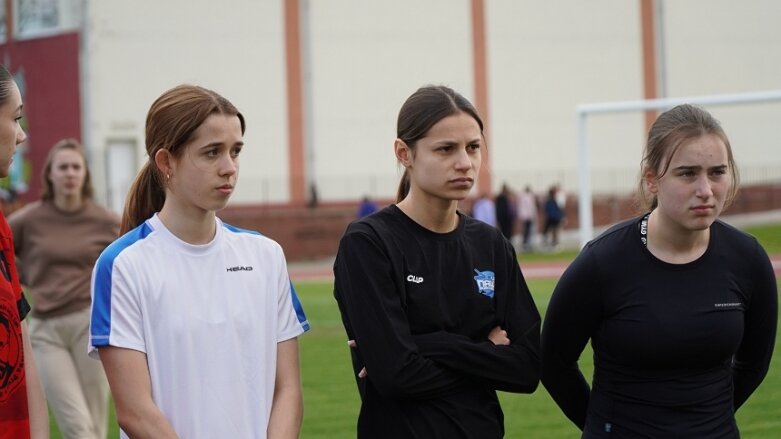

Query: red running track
<box><xmin>289</xmin><ymin>256</ymin><xmax>781</xmax><ymax>283</ymax></box>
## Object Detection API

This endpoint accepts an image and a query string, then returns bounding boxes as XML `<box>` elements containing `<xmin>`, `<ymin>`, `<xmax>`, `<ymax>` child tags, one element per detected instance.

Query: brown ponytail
<box><xmin>120</xmin><ymin>84</ymin><xmax>245</xmax><ymax>235</ymax></box>
<box><xmin>120</xmin><ymin>162</ymin><xmax>166</xmax><ymax>234</ymax></box>
<box><xmin>638</xmin><ymin>104</ymin><xmax>739</xmax><ymax>212</ymax></box>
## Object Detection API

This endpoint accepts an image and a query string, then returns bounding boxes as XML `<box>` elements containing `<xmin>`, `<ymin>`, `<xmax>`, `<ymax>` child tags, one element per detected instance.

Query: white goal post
<box><xmin>576</xmin><ymin>89</ymin><xmax>781</xmax><ymax>248</ymax></box>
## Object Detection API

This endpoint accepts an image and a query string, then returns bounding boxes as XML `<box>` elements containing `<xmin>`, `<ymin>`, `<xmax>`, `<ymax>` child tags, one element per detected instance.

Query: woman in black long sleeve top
<box><xmin>541</xmin><ymin>104</ymin><xmax>777</xmax><ymax>438</ymax></box>
<box><xmin>334</xmin><ymin>85</ymin><xmax>541</xmax><ymax>439</ymax></box>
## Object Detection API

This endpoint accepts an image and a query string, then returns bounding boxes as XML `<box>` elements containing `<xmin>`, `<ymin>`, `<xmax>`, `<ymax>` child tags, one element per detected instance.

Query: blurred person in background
<box><xmin>553</xmin><ymin>183</ymin><xmax>568</xmax><ymax>232</ymax></box>
<box><xmin>357</xmin><ymin>195</ymin><xmax>379</xmax><ymax>218</ymax></box>
<box><xmin>471</xmin><ymin>191</ymin><xmax>496</xmax><ymax>227</ymax></box>
<box><xmin>494</xmin><ymin>183</ymin><xmax>515</xmax><ymax>240</ymax></box>
<box><xmin>541</xmin><ymin>104</ymin><xmax>777</xmax><ymax>438</ymax></box>
<box><xmin>334</xmin><ymin>85</ymin><xmax>540</xmax><ymax>439</ymax></box>
<box><xmin>542</xmin><ymin>185</ymin><xmax>563</xmax><ymax>249</ymax></box>
<box><xmin>10</xmin><ymin>138</ymin><xmax>118</xmax><ymax>439</ymax></box>
<box><xmin>0</xmin><ymin>63</ymin><xmax>48</xmax><ymax>438</ymax></box>
<box><xmin>516</xmin><ymin>185</ymin><xmax>538</xmax><ymax>252</ymax></box>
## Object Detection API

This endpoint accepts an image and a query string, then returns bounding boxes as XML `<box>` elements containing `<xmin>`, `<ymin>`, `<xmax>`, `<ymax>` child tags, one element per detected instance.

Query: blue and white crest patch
<box><xmin>473</xmin><ymin>269</ymin><xmax>495</xmax><ymax>298</ymax></box>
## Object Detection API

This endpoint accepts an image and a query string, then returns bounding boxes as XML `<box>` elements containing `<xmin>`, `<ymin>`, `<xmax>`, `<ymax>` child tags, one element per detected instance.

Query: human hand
<box><xmin>347</xmin><ymin>340</ymin><xmax>368</xmax><ymax>378</ymax></box>
<box><xmin>487</xmin><ymin>326</ymin><xmax>510</xmax><ymax>346</ymax></box>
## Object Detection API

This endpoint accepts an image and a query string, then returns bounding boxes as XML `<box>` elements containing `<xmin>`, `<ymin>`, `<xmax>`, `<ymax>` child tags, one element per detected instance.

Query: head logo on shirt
<box><xmin>473</xmin><ymin>269</ymin><xmax>495</xmax><ymax>298</ymax></box>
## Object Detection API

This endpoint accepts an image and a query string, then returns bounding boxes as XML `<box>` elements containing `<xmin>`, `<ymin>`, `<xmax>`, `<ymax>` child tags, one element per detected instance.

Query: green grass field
<box><xmin>295</xmin><ymin>278</ymin><xmax>781</xmax><ymax>438</ymax></box>
<box><xmin>49</xmin><ymin>223</ymin><xmax>781</xmax><ymax>438</ymax></box>
<box><xmin>744</xmin><ymin>223</ymin><xmax>781</xmax><ymax>254</ymax></box>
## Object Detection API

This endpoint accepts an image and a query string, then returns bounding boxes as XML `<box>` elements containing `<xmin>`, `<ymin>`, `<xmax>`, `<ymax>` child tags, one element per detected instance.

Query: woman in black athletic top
<box><xmin>541</xmin><ymin>104</ymin><xmax>777</xmax><ymax>438</ymax></box>
<box><xmin>333</xmin><ymin>85</ymin><xmax>541</xmax><ymax>439</ymax></box>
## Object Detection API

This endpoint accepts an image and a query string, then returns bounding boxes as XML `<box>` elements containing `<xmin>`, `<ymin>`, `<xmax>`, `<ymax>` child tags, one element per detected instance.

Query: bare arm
<box><xmin>22</xmin><ymin>321</ymin><xmax>48</xmax><ymax>439</ymax></box>
<box><xmin>267</xmin><ymin>338</ymin><xmax>303</xmax><ymax>439</ymax></box>
<box><xmin>99</xmin><ymin>346</ymin><xmax>180</xmax><ymax>439</ymax></box>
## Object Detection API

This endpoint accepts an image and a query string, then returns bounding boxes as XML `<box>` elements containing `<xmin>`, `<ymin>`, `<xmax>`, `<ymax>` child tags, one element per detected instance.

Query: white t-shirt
<box><xmin>89</xmin><ymin>214</ymin><xmax>309</xmax><ymax>439</ymax></box>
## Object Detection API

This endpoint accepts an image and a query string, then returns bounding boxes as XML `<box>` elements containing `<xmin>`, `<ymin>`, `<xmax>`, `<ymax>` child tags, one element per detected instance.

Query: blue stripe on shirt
<box><xmin>222</xmin><ymin>222</ymin><xmax>261</xmax><ymax>236</ymax></box>
<box><xmin>290</xmin><ymin>282</ymin><xmax>310</xmax><ymax>331</ymax></box>
<box><xmin>222</xmin><ymin>221</ymin><xmax>310</xmax><ymax>331</ymax></box>
<box><xmin>90</xmin><ymin>222</ymin><xmax>153</xmax><ymax>345</ymax></box>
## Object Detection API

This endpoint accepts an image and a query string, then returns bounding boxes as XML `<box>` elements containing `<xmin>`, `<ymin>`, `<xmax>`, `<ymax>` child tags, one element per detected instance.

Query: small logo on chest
<box><xmin>714</xmin><ymin>302</ymin><xmax>742</xmax><ymax>309</ymax></box>
<box><xmin>226</xmin><ymin>266</ymin><xmax>254</xmax><ymax>272</ymax></box>
<box><xmin>406</xmin><ymin>274</ymin><xmax>424</xmax><ymax>284</ymax></box>
<box><xmin>473</xmin><ymin>269</ymin><xmax>495</xmax><ymax>298</ymax></box>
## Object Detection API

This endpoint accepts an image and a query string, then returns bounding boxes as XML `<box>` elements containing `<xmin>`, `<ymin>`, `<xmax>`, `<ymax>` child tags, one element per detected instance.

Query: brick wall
<box><xmin>220</xmin><ymin>205</ymin><xmax>356</xmax><ymax>262</ymax></box>
<box><xmin>221</xmin><ymin>183</ymin><xmax>781</xmax><ymax>262</ymax></box>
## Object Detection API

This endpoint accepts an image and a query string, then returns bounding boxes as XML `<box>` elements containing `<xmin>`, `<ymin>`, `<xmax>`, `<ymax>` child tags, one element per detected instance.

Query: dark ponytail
<box><xmin>395</xmin><ymin>169</ymin><xmax>411</xmax><ymax>203</ymax></box>
<box><xmin>394</xmin><ymin>85</ymin><xmax>483</xmax><ymax>202</ymax></box>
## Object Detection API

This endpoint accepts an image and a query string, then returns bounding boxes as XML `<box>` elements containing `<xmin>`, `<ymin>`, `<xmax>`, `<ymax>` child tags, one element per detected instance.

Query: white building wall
<box><xmin>487</xmin><ymin>1</ymin><xmax>644</xmax><ymax>195</ymax></box>
<box><xmin>82</xmin><ymin>0</ymin><xmax>781</xmax><ymax>207</ymax></box>
<box><xmin>308</xmin><ymin>0</ymin><xmax>474</xmax><ymax>201</ymax></box>
<box><xmin>664</xmin><ymin>0</ymin><xmax>781</xmax><ymax>186</ymax></box>
<box><xmin>85</xmin><ymin>0</ymin><xmax>289</xmax><ymax>207</ymax></box>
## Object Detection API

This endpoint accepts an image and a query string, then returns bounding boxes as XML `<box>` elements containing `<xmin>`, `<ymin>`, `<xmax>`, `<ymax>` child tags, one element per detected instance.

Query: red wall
<box><xmin>0</xmin><ymin>32</ymin><xmax>81</xmax><ymax>202</ymax></box>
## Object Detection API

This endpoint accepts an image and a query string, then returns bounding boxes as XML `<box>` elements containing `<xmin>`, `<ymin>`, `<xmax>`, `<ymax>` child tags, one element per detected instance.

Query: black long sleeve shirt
<box><xmin>541</xmin><ymin>216</ymin><xmax>777</xmax><ymax>438</ymax></box>
<box><xmin>334</xmin><ymin>205</ymin><xmax>540</xmax><ymax>439</ymax></box>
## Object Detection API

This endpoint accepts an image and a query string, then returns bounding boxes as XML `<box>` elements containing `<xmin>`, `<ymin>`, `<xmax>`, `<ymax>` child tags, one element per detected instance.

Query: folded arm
<box><xmin>334</xmin><ymin>230</ymin><xmax>466</xmax><ymax>400</ymax></box>
<box><xmin>414</xmin><ymin>240</ymin><xmax>541</xmax><ymax>393</ymax></box>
